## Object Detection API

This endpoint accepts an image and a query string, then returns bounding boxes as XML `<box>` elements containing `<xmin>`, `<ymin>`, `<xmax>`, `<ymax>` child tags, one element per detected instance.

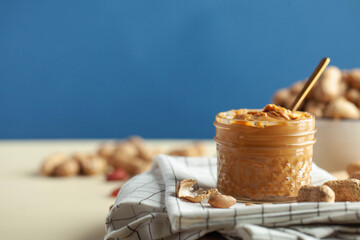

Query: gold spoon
<box><xmin>291</xmin><ymin>57</ymin><xmax>330</xmax><ymax>112</ymax></box>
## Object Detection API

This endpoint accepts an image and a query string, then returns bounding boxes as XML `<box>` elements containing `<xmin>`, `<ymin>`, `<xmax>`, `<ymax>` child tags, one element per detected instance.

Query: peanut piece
<box><xmin>208</xmin><ymin>194</ymin><xmax>236</xmax><ymax>208</ymax></box>
<box><xmin>346</xmin><ymin>162</ymin><xmax>360</xmax><ymax>176</ymax></box>
<box><xmin>40</xmin><ymin>153</ymin><xmax>68</xmax><ymax>176</ymax></box>
<box><xmin>297</xmin><ymin>185</ymin><xmax>335</xmax><ymax>203</ymax></box>
<box><xmin>177</xmin><ymin>179</ymin><xmax>218</xmax><ymax>203</ymax></box>
<box><xmin>54</xmin><ymin>159</ymin><xmax>80</xmax><ymax>177</ymax></box>
<box><xmin>323</xmin><ymin>179</ymin><xmax>360</xmax><ymax>202</ymax></box>
<box><xmin>324</xmin><ymin>98</ymin><xmax>360</xmax><ymax>119</ymax></box>
<box><xmin>313</xmin><ymin>66</ymin><xmax>342</xmax><ymax>102</ymax></box>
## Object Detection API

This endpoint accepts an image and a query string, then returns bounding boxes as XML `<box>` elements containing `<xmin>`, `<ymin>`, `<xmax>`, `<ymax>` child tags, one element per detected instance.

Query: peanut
<box><xmin>346</xmin><ymin>69</ymin><xmax>360</xmax><ymax>90</ymax></box>
<box><xmin>324</xmin><ymin>98</ymin><xmax>360</xmax><ymax>119</ymax></box>
<box><xmin>208</xmin><ymin>194</ymin><xmax>236</xmax><ymax>208</ymax></box>
<box><xmin>290</xmin><ymin>80</ymin><xmax>305</xmax><ymax>95</ymax></box>
<box><xmin>72</xmin><ymin>152</ymin><xmax>90</xmax><ymax>163</ymax></box>
<box><xmin>97</xmin><ymin>143</ymin><xmax>116</xmax><ymax>160</ymax></box>
<box><xmin>168</xmin><ymin>143</ymin><xmax>206</xmax><ymax>157</ymax></box>
<box><xmin>346</xmin><ymin>162</ymin><xmax>360</xmax><ymax>176</ymax></box>
<box><xmin>339</xmin><ymin>80</ymin><xmax>348</xmax><ymax>97</ymax></box>
<box><xmin>40</xmin><ymin>153</ymin><xmax>68</xmax><ymax>176</ymax></box>
<box><xmin>323</xmin><ymin>179</ymin><xmax>360</xmax><ymax>202</ymax></box>
<box><xmin>272</xmin><ymin>88</ymin><xmax>297</xmax><ymax>109</ymax></box>
<box><xmin>272</xmin><ymin>88</ymin><xmax>291</xmax><ymax>108</ymax></box>
<box><xmin>304</xmin><ymin>100</ymin><xmax>326</xmax><ymax>118</ymax></box>
<box><xmin>109</xmin><ymin>142</ymin><xmax>138</xmax><ymax>166</ymax></box>
<box><xmin>345</xmin><ymin>88</ymin><xmax>360</xmax><ymax>107</ymax></box>
<box><xmin>110</xmin><ymin>155</ymin><xmax>150</xmax><ymax>176</ymax></box>
<box><xmin>349</xmin><ymin>171</ymin><xmax>360</xmax><ymax>180</ymax></box>
<box><xmin>80</xmin><ymin>156</ymin><xmax>107</xmax><ymax>175</ymax></box>
<box><xmin>129</xmin><ymin>136</ymin><xmax>154</xmax><ymax>162</ymax></box>
<box><xmin>297</xmin><ymin>185</ymin><xmax>335</xmax><ymax>203</ymax></box>
<box><xmin>54</xmin><ymin>159</ymin><xmax>80</xmax><ymax>177</ymax></box>
<box><xmin>313</xmin><ymin>66</ymin><xmax>342</xmax><ymax>102</ymax></box>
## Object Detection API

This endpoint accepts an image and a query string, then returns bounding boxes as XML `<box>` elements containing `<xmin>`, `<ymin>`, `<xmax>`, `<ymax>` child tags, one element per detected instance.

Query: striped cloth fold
<box><xmin>105</xmin><ymin>155</ymin><xmax>360</xmax><ymax>240</ymax></box>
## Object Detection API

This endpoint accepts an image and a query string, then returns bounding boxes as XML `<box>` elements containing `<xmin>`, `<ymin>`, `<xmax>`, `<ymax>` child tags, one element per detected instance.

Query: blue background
<box><xmin>1</xmin><ymin>1</ymin><xmax>360</xmax><ymax>139</ymax></box>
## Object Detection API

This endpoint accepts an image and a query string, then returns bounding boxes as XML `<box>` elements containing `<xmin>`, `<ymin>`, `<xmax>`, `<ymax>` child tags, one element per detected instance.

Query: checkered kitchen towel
<box><xmin>105</xmin><ymin>155</ymin><xmax>360</xmax><ymax>240</ymax></box>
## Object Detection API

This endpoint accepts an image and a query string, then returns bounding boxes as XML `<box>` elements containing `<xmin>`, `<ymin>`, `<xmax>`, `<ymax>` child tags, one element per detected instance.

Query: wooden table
<box><xmin>0</xmin><ymin>140</ymin><xmax>346</xmax><ymax>240</ymax></box>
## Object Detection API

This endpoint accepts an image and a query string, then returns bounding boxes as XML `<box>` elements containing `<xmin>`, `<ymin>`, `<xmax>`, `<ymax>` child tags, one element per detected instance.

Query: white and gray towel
<box><xmin>105</xmin><ymin>155</ymin><xmax>360</xmax><ymax>240</ymax></box>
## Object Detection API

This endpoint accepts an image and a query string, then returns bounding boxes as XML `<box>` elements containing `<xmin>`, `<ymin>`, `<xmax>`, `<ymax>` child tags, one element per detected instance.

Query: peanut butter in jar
<box><xmin>214</xmin><ymin>104</ymin><xmax>316</xmax><ymax>202</ymax></box>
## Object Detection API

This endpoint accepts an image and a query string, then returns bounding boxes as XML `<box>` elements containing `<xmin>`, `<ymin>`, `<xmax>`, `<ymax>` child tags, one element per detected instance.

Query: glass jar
<box><xmin>214</xmin><ymin>109</ymin><xmax>316</xmax><ymax>202</ymax></box>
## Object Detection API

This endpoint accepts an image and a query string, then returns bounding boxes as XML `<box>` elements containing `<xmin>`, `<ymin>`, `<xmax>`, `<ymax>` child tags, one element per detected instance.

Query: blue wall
<box><xmin>1</xmin><ymin>1</ymin><xmax>360</xmax><ymax>139</ymax></box>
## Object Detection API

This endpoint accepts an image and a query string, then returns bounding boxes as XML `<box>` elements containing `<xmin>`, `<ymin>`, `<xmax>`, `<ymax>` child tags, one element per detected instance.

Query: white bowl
<box><xmin>313</xmin><ymin>119</ymin><xmax>360</xmax><ymax>172</ymax></box>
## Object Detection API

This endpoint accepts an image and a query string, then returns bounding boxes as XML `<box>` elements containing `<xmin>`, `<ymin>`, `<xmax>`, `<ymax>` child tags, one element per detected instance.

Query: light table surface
<box><xmin>0</xmin><ymin>140</ymin><xmax>215</xmax><ymax>240</ymax></box>
<box><xmin>0</xmin><ymin>140</ymin><xmax>346</xmax><ymax>240</ymax></box>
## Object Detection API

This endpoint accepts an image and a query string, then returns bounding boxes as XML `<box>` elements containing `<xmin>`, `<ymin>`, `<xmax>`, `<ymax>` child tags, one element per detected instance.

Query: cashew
<box><xmin>323</xmin><ymin>179</ymin><xmax>360</xmax><ymax>202</ymax></box>
<box><xmin>297</xmin><ymin>185</ymin><xmax>335</xmax><ymax>202</ymax></box>
<box><xmin>208</xmin><ymin>194</ymin><xmax>236</xmax><ymax>208</ymax></box>
<box><xmin>324</xmin><ymin>98</ymin><xmax>360</xmax><ymax>119</ymax></box>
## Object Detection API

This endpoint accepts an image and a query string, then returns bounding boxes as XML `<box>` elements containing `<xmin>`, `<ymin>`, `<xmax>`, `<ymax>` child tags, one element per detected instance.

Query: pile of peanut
<box><xmin>298</xmin><ymin>161</ymin><xmax>360</xmax><ymax>202</ymax></box>
<box><xmin>40</xmin><ymin>136</ymin><xmax>207</xmax><ymax>178</ymax></box>
<box><xmin>273</xmin><ymin>67</ymin><xmax>360</xmax><ymax>119</ymax></box>
<box><xmin>40</xmin><ymin>153</ymin><xmax>108</xmax><ymax>177</ymax></box>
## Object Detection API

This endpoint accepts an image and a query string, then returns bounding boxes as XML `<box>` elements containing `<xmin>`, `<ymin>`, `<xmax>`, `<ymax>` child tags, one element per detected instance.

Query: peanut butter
<box><xmin>214</xmin><ymin>104</ymin><xmax>316</xmax><ymax>202</ymax></box>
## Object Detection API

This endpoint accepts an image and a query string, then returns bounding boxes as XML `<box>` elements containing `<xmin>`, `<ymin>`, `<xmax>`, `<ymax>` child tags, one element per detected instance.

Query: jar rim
<box><xmin>215</xmin><ymin>109</ymin><xmax>314</xmax><ymax>126</ymax></box>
